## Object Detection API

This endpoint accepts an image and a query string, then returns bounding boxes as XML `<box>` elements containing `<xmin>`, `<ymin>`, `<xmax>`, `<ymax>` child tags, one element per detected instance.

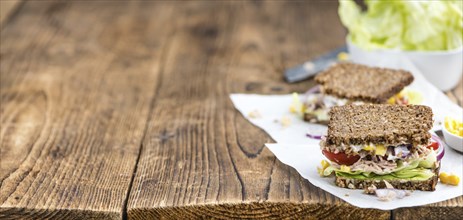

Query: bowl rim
<box><xmin>442</xmin><ymin>123</ymin><xmax>463</xmax><ymax>140</ymax></box>
<box><xmin>347</xmin><ymin>37</ymin><xmax>463</xmax><ymax>55</ymax></box>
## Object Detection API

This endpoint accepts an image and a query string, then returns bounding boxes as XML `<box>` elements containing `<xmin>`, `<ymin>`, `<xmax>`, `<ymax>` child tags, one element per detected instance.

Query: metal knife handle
<box><xmin>284</xmin><ymin>46</ymin><xmax>347</xmax><ymax>83</ymax></box>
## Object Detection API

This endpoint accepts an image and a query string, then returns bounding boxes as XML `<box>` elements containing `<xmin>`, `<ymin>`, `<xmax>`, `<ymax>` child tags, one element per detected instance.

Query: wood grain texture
<box><xmin>126</xmin><ymin>1</ymin><xmax>388</xmax><ymax>219</ymax></box>
<box><xmin>393</xmin><ymin>197</ymin><xmax>463</xmax><ymax>220</ymax></box>
<box><xmin>0</xmin><ymin>0</ymin><xmax>22</xmax><ymax>26</ymax></box>
<box><xmin>447</xmin><ymin>78</ymin><xmax>463</xmax><ymax>106</ymax></box>
<box><xmin>1</xmin><ymin>0</ymin><xmax>462</xmax><ymax>219</ymax></box>
<box><xmin>0</xmin><ymin>1</ymin><xmax>170</xmax><ymax>218</ymax></box>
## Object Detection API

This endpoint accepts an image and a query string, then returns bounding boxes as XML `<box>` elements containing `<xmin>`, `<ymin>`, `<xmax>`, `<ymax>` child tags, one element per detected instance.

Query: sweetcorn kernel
<box><xmin>387</xmin><ymin>97</ymin><xmax>396</xmax><ymax>104</ymax></box>
<box><xmin>406</xmin><ymin>90</ymin><xmax>423</xmax><ymax>104</ymax></box>
<box><xmin>364</xmin><ymin>145</ymin><xmax>375</xmax><ymax>151</ymax></box>
<box><xmin>388</xmin><ymin>89</ymin><xmax>423</xmax><ymax>105</ymax></box>
<box><xmin>280</xmin><ymin>116</ymin><xmax>291</xmax><ymax>128</ymax></box>
<box><xmin>439</xmin><ymin>172</ymin><xmax>460</xmax><ymax>186</ymax></box>
<box><xmin>337</xmin><ymin>52</ymin><xmax>349</xmax><ymax>61</ymax></box>
<box><xmin>444</xmin><ymin>118</ymin><xmax>450</xmax><ymax>129</ymax></box>
<box><xmin>439</xmin><ymin>172</ymin><xmax>449</xmax><ymax>180</ymax></box>
<box><xmin>289</xmin><ymin>105</ymin><xmax>297</xmax><ymax>113</ymax></box>
<box><xmin>321</xmin><ymin>160</ymin><xmax>330</xmax><ymax>169</ymax></box>
<box><xmin>289</xmin><ymin>93</ymin><xmax>303</xmax><ymax>114</ymax></box>
<box><xmin>448</xmin><ymin>175</ymin><xmax>460</xmax><ymax>186</ymax></box>
<box><xmin>340</xmin><ymin>165</ymin><xmax>351</xmax><ymax>172</ymax></box>
<box><xmin>317</xmin><ymin>160</ymin><xmax>331</xmax><ymax>176</ymax></box>
<box><xmin>248</xmin><ymin>110</ymin><xmax>262</xmax><ymax>119</ymax></box>
<box><xmin>375</xmin><ymin>145</ymin><xmax>386</xmax><ymax>156</ymax></box>
<box><xmin>444</xmin><ymin>117</ymin><xmax>463</xmax><ymax>137</ymax></box>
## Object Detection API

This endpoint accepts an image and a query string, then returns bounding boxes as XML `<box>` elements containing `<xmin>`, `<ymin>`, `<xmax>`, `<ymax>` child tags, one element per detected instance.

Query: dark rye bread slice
<box><xmin>335</xmin><ymin>165</ymin><xmax>440</xmax><ymax>193</ymax></box>
<box><xmin>315</xmin><ymin>63</ymin><xmax>414</xmax><ymax>103</ymax></box>
<box><xmin>327</xmin><ymin>104</ymin><xmax>433</xmax><ymax>147</ymax></box>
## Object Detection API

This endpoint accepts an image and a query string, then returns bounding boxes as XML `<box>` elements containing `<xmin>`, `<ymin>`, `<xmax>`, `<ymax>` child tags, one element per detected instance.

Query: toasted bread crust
<box><xmin>326</xmin><ymin>104</ymin><xmax>433</xmax><ymax>146</ymax></box>
<box><xmin>335</xmin><ymin>164</ymin><xmax>440</xmax><ymax>193</ymax></box>
<box><xmin>315</xmin><ymin>63</ymin><xmax>414</xmax><ymax>103</ymax></box>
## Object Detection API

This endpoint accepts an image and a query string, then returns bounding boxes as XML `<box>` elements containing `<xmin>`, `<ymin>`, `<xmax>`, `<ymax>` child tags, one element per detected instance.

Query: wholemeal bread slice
<box><xmin>326</xmin><ymin>104</ymin><xmax>433</xmax><ymax>147</ymax></box>
<box><xmin>335</xmin><ymin>165</ymin><xmax>440</xmax><ymax>193</ymax></box>
<box><xmin>315</xmin><ymin>63</ymin><xmax>414</xmax><ymax>103</ymax></box>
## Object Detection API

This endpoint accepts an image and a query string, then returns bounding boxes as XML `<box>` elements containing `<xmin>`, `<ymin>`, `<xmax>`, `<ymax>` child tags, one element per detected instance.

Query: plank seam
<box><xmin>263</xmin><ymin>157</ymin><xmax>277</xmax><ymax>201</ymax></box>
<box><xmin>121</xmin><ymin>28</ymin><xmax>176</xmax><ymax>220</ymax></box>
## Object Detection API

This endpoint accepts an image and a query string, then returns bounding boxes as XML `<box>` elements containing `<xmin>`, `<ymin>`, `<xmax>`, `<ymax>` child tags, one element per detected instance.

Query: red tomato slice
<box><xmin>396</xmin><ymin>97</ymin><xmax>408</xmax><ymax>105</ymax></box>
<box><xmin>322</xmin><ymin>150</ymin><xmax>360</xmax><ymax>166</ymax></box>
<box><xmin>427</xmin><ymin>141</ymin><xmax>439</xmax><ymax>150</ymax></box>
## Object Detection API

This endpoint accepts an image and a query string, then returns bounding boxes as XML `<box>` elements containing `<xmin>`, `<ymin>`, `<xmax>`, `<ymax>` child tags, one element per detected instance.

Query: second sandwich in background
<box><xmin>301</xmin><ymin>63</ymin><xmax>421</xmax><ymax>124</ymax></box>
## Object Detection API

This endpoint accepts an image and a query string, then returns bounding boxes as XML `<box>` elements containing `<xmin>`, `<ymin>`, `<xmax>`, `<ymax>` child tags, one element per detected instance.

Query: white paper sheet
<box><xmin>230</xmin><ymin>55</ymin><xmax>463</xmax><ymax>210</ymax></box>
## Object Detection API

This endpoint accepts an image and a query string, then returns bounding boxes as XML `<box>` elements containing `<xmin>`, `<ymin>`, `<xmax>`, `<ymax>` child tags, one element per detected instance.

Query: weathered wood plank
<box><xmin>1</xmin><ymin>1</ymin><xmax>461</xmax><ymax>219</ymax></box>
<box><xmin>444</xmin><ymin>78</ymin><xmax>462</xmax><ymax>106</ymax></box>
<box><xmin>0</xmin><ymin>0</ymin><xmax>22</xmax><ymax>26</ymax></box>
<box><xmin>393</xmin><ymin>196</ymin><xmax>463</xmax><ymax>220</ymax></box>
<box><xmin>127</xmin><ymin>1</ymin><xmax>388</xmax><ymax>219</ymax></box>
<box><xmin>0</xmin><ymin>1</ymin><xmax>172</xmax><ymax>218</ymax></box>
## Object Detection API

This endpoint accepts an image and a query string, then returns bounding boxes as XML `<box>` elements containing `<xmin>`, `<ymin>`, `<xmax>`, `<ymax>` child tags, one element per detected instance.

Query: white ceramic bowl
<box><xmin>347</xmin><ymin>39</ymin><xmax>463</xmax><ymax>91</ymax></box>
<box><xmin>443</xmin><ymin>125</ymin><xmax>463</xmax><ymax>153</ymax></box>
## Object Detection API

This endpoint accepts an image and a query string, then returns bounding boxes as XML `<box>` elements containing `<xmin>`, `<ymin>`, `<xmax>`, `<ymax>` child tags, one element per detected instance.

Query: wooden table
<box><xmin>1</xmin><ymin>1</ymin><xmax>462</xmax><ymax>219</ymax></box>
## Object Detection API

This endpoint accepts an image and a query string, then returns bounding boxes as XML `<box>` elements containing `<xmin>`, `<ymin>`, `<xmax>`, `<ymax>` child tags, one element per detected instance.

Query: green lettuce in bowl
<box><xmin>339</xmin><ymin>0</ymin><xmax>463</xmax><ymax>51</ymax></box>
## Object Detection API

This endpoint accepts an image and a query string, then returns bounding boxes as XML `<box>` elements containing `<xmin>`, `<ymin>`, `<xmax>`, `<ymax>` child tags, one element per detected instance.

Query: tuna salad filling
<box><xmin>328</xmin><ymin>148</ymin><xmax>436</xmax><ymax>175</ymax></box>
<box><xmin>303</xmin><ymin>93</ymin><xmax>362</xmax><ymax>121</ymax></box>
<box><xmin>320</xmin><ymin>138</ymin><xmax>430</xmax><ymax>157</ymax></box>
<box><xmin>319</xmin><ymin>138</ymin><xmax>438</xmax><ymax>180</ymax></box>
<box><xmin>302</xmin><ymin>87</ymin><xmax>420</xmax><ymax>122</ymax></box>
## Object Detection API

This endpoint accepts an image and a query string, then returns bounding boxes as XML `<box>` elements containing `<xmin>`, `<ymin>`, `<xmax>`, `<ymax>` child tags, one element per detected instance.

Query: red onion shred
<box><xmin>432</xmin><ymin>135</ymin><xmax>445</xmax><ymax>161</ymax></box>
<box><xmin>306</xmin><ymin>125</ymin><xmax>327</xmax><ymax>140</ymax></box>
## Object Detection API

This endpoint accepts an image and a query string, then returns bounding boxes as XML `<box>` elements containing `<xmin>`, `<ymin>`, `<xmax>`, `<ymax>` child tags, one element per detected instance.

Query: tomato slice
<box><xmin>427</xmin><ymin>141</ymin><xmax>439</xmax><ymax>150</ymax></box>
<box><xmin>322</xmin><ymin>150</ymin><xmax>360</xmax><ymax>166</ymax></box>
<box><xmin>394</xmin><ymin>96</ymin><xmax>408</xmax><ymax>105</ymax></box>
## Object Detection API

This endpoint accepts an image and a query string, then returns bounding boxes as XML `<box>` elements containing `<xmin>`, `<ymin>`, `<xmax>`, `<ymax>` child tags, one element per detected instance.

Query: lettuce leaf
<box><xmin>339</xmin><ymin>0</ymin><xmax>463</xmax><ymax>51</ymax></box>
<box><xmin>418</xmin><ymin>150</ymin><xmax>437</xmax><ymax>169</ymax></box>
<box><xmin>322</xmin><ymin>153</ymin><xmax>437</xmax><ymax>181</ymax></box>
<box><xmin>335</xmin><ymin>167</ymin><xmax>435</xmax><ymax>181</ymax></box>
